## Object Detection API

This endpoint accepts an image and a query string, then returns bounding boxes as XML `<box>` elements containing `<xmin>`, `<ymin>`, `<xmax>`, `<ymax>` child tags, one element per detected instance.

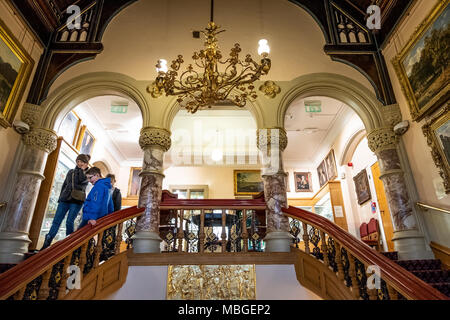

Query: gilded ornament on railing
<box><xmin>100</xmin><ymin>226</ymin><xmax>117</xmax><ymax>262</ymax></box>
<box><xmin>167</xmin><ymin>265</ymin><xmax>256</xmax><ymax>300</ymax></box>
<box><xmin>48</xmin><ymin>259</ymin><xmax>65</xmax><ymax>300</ymax></box>
<box><xmin>308</xmin><ymin>227</ymin><xmax>323</xmax><ymax>260</ymax></box>
<box><xmin>340</xmin><ymin>247</ymin><xmax>352</xmax><ymax>287</ymax></box>
<box><xmin>259</xmin><ymin>81</ymin><xmax>281</xmax><ymax>98</ymax></box>
<box><xmin>327</xmin><ymin>237</ymin><xmax>338</xmax><ymax>273</ymax></box>
<box><xmin>83</xmin><ymin>238</ymin><xmax>96</xmax><ymax>275</ymax></box>
<box><xmin>22</xmin><ymin>276</ymin><xmax>42</xmax><ymax>300</ymax></box>
<box><xmin>354</xmin><ymin>258</ymin><xmax>369</xmax><ymax>300</ymax></box>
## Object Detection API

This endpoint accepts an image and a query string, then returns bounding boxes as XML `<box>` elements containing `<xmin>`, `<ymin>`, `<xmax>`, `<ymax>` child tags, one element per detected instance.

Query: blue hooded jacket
<box><xmin>82</xmin><ymin>177</ymin><xmax>114</xmax><ymax>221</ymax></box>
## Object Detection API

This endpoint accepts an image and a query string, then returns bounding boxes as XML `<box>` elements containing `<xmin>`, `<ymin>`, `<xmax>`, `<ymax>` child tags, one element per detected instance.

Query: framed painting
<box><xmin>392</xmin><ymin>1</ymin><xmax>449</xmax><ymax>121</ymax></box>
<box><xmin>325</xmin><ymin>149</ymin><xmax>337</xmax><ymax>181</ymax></box>
<box><xmin>0</xmin><ymin>19</ymin><xmax>34</xmax><ymax>128</ymax></box>
<box><xmin>128</xmin><ymin>167</ymin><xmax>142</xmax><ymax>198</ymax></box>
<box><xmin>317</xmin><ymin>160</ymin><xmax>328</xmax><ymax>188</ymax></box>
<box><xmin>76</xmin><ymin>125</ymin><xmax>96</xmax><ymax>156</ymax></box>
<box><xmin>58</xmin><ymin>111</ymin><xmax>81</xmax><ymax>146</ymax></box>
<box><xmin>234</xmin><ymin>170</ymin><xmax>264</xmax><ymax>196</ymax></box>
<box><xmin>294</xmin><ymin>172</ymin><xmax>313</xmax><ymax>192</ymax></box>
<box><xmin>422</xmin><ymin>103</ymin><xmax>450</xmax><ymax>193</ymax></box>
<box><xmin>353</xmin><ymin>169</ymin><xmax>372</xmax><ymax>205</ymax></box>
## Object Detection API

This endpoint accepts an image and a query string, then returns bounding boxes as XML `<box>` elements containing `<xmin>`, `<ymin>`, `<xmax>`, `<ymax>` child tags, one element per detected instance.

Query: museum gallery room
<box><xmin>0</xmin><ymin>0</ymin><xmax>448</xmax><ymax>302</ymax></box>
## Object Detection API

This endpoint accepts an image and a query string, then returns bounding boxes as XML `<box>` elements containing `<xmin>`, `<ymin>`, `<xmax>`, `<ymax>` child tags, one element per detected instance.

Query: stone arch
<box><xmin>339</xmin><ymin>128</ymin><xmax>367</xmax><ymax>166</ymax></box>
<box><xmin>92</xmin><ymin>161</ymin><xmax>111</xmax><ymax>176</ymax></box>
<box><xmin>161</xmin><ymin>92</ymin><xmax>264</xmax><ymax>130</ymax></box>
<box><xmin>39</xmin><ymin>72</ymin><xmax>149</xmax><ymax>131</ymax></box>
<box><xmin>277</xmin><ymin>73</ymin><xmax>384</xmax><ymax>132</ymax></box>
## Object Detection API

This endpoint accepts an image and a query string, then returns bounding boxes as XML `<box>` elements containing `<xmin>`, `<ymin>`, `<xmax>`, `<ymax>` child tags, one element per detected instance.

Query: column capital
<box><xmin>367</xmin><ymin>127</ymin><xmax>398</xmax><ymax>153</ymax></box>
<box><xmin>22</xmin><ymin>127</ymin><xmax>58</xmax><ymax>153</ymax></box>
<box><xmin>257</xmin><ymin>127</ymin><xmax>288</xmax><ymax>152</ymax></box>
<box><xmin>139</xmin><ymin>127</ymin><xmax>172</xmax><ymax>152</ymax></box>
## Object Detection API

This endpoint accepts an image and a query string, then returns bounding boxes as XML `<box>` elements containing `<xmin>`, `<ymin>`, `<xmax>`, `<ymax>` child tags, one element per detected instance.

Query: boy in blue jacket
<box><xmin>78</xmin><ymin>167</ymin><xmax>114</xmax><ymax>228</ymax></box>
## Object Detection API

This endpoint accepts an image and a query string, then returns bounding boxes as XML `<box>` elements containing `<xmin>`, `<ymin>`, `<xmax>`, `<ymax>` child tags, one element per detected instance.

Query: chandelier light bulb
<box><xmin>156</xmin><ymin>59</ymin><xmax>168</xmax><ymax>73</ymax></box>
<box><xmin>258</xmin><ymin>39</ymin><xmax>270</xmax><ymax>56</ymax></box>
<box><xmin>211</xmin><ymin>148</ymin><xmax>223</xmax><ymax>162</ymax></box>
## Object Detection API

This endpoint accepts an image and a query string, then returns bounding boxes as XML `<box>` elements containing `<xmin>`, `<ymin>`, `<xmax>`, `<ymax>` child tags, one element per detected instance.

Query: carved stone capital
<box><xmin>139</xmin><ymin>127</ymin><xmax>172</xmax><ymax>152</ymax></box>
<box><xmin>367</xmin><ymin>127</ymin><xmax>398</xmax><ymax>153</ymax></box>
<box><xmin>22</xmin><ymin>128</ymin><xmax>58</xmax><ymax>153</ymax></box>
<box><xmin>21</xmin><ymin>103</ymin><xmax>42</xmax><ymax>127</ymax></box>
<box><xmin>381</xmin><ymin>104</ymin><xmax>403</xmax><ymax>128</ymax></box>
<box><xmin>257</xmin><ymin>127</ymin><xmax>288</xmax><ymax>152</ymax></box>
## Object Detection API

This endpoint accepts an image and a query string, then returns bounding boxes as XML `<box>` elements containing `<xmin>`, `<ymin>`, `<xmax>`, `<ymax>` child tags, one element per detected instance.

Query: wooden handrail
<box><xmin>0</xmin><ymin>206</ymin><xmax>144</xmax><ymax>300</ymax></box>
<box><xmin>416</xmin><ymin>202</ymin><xmax>450</xmax><ymax>214</ymax></box>
<box><xmin>282</xmin><ymin>206</ymin><xmax>449</xmax><ymax>300</ymax></box>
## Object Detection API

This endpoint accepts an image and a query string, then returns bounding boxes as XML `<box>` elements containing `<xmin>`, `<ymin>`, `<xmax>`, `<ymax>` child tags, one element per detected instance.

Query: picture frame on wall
<box><xmin>128</xmin><ymin>167</ymin><xmax>142</xmax><ymax>198</ymax></box>
<box><xmin>234</xmin><ymin>170</ymin><xmax>264</xmax><ymax>196</ymax></box>
<box><xmin>58</xmin><ymin>111</ymin><xmax>81</xmax><ymax>146</ymax></box>
<box><xmin>0</xmin><ymin>19</ymin><xmax>34</xmax><ymax>128</ymax></box>
<box><xmin>294</xmin><ymin>172</ymin><xmax>313</xmax><ymax>192</ymax></box>
<box><xmin>76</xmin><ymin>125</ymin><xmax>96</xmax><ymax>156</ymax></box>
<box><xmin>353</xmin><ymin>169</ymin><xmax>372</xmax><ymax>205</ymax></box>
<box><xmin>317</xmin><ymin>161</ymin><xmax>328</xmax><ymax>188</ymax></box>
<box><xmin>422</xmin><ymin>103</ymin><xmax>450</xmax><ymax>194</ymax></box>
<box><xmin>325</xmin><ymin>149</ymin><xmax>337</xmax><ymax>181</ymax></box>
<box><xmin>392</xmin><ymin>1</ymin><xmax>450</xmax><ymax>121</ymax></box>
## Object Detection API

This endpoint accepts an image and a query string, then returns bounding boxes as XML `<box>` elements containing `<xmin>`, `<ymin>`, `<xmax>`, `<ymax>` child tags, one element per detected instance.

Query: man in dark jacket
<box><xmin>106</xmin><ymin>173</ymin><xmax>122</xmax><ymax>212</ymax></box>
<box><xmin>78</xmin><ymin>167</ymin><xmax>114</xmax><ymax>228</ymax></box>
<box><xmin>41</xmin><ymin>154</ymin><xmax>90</xmax><ymax>250</ymax></box>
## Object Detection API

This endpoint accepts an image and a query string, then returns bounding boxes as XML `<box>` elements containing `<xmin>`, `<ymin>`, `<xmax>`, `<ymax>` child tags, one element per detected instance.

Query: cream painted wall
<box><xmin>383</xmin><ymin>0</ymin><xmax>450</xmax><ymax>207</ymax></box>
<box><xmin>0</xmin><ymin>0</ymin><xmax>44</xmax><ymax>186</ymax></box>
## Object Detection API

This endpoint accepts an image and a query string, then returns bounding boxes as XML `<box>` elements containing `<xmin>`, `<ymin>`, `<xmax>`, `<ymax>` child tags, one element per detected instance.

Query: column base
<box><xmin>132</xmin><ymin>231</ymin><xmax>162</xmax><ymax>253</ymax></box>
<box><xmin>264</xmin><ymin>231</ymin><xmax>294</xmax><ymax>253</ymax></box>
<box><xmin>392</xmin><ymin>229</ymin><xmax>433</xmax><ymax>260</ymax></box>
<box><xmin>0</xmin><ymin>232</ymin><xmax>31</xmax><ymax>264</ymax></box>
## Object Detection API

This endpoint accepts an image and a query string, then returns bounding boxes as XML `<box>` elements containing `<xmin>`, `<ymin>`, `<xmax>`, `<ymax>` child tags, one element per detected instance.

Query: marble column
<box><xmin>257</xmin><ymin>128</ymin><xmax>293</xmax><ymax>252</ymax></box>
<box><xmin>132</xmin><ymin>127</ymin><xmax>171</xmax><ymax>253</ymax></box>
<box><xmin>0</xmin><ymin>128</ymin><xmax>58</xmax><ymax>263</ymax></box>
<box><xmin>367</xmin><ymin>127</ymin><xmax>430</xmax><ymax>260</ymax></box>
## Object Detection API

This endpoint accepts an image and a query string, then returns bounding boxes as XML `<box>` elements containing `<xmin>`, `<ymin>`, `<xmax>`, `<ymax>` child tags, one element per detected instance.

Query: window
<box><xmin>170</xmin><ymin>185</ymin><xmax>209</xmax><ymax>199</ymax></box>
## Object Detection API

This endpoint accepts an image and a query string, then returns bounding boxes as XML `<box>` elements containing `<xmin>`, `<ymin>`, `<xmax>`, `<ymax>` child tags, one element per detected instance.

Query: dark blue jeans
<box><xmin>45</xmin><ymin>201</ymin><xmax>83</xmax><ymax>243</ymax></box>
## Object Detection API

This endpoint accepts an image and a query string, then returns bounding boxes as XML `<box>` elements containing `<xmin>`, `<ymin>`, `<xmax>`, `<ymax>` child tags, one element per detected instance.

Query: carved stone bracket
<box><xmin>139</xmin><ymin>127</ymin><xmax>172</xmax><ymax>152</ymax></box>
<box><xmin>257</xmin><ymin>127</ymin><xmax>288</xmax><ymax>152</ymax></box>
<box><xmin>22</xmin><ymin>128</ymin><xmax>58</xmax><ymax>153</ymax></box>
<box><xmin>380</xmin><ymin>104</ymin><xmax>402</xmax><ymax>128</ymax></box>
<box><xmin>21</xmin><ymin>103</ymin><xmax>43</xmax><ymax>128</ymax></box>
<box><xmin>367</xmin><ymin>127</ymin><xmax>398</xmax><ymax>154</ymax></box>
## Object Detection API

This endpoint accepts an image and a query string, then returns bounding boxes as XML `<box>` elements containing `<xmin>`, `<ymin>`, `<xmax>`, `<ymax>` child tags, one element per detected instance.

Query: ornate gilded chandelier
<box><xmin>148</xmin><ymin>0</ymin><xmax>271</xmax><ymax>114</ymax></box>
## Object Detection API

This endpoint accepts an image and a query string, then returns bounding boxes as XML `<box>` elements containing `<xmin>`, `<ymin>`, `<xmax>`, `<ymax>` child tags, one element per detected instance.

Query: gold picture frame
<box><xmin>128</xmin><ymin>167</ymin><xmax>142</xmax><ymax>198</ymax></box>
<box><xmin>75</xmin><ymin>125</ymin><xmax>96</xmax><ymax>156</ymax></box>
<box><xmin>234</xmin><ymin>170</ymin><xmax>264</xmax><ymax>196</ymax></box>
<box><xmin>392</xmin><ymin>0</ymin><xmax>449</xmax><ymax>121</ymax></box>
<box><xmin>422</xmin><ymin>103</ymin><xmax>450</xmax><ymax>194</ymax></box>
<box><xmin>0</xmin><ymin>18</ymin><xmax>34</xmax><ymax>128</ymax></box>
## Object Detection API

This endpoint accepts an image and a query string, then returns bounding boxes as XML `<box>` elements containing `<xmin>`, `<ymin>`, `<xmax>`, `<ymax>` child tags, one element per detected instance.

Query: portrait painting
<box><xmin>128</xmin><ymin>167</ymin><xmax>142</xmax><ymax>197</ymax></box>
<box><xmin>317</xmin><ymin>161</ymin><xmax>328</xmax><ymax>188</ymax></box>
<box><xmin>353</xmin><ymin>169</ymin><xmax>372</xmax><ymax>205</ymax></box>
<box><xmin>392</xmin><ymin>1</ymin><xmax>450</xmax><ymax>121</ymax></box>
<box><xmin>79</xmin><ymin>129</ymin><xmax>95</xmax><ymax>155</ymax></box>
<box><xmin>0</xmin><ymin>19</ymin><xmax>33</xmax><ymax>128</ymax></box>
<box><xmin>294</xmin><ymin>172</ymin><xmax>313</xmax><ymax>192</ymax></box>
<box><xmin>58</xmin><ymin>111</ymin><xmax>80</xmax><ymax>146</ymax></box>
<box><xmin>325</xmin><ymin>149</ymin><xmax>337</xmax><ymax>181</ymax></box>
<box><xmin>234</xmin><ymin>170</ymin><xmax>264</xmax><ymax>196</ymax></box>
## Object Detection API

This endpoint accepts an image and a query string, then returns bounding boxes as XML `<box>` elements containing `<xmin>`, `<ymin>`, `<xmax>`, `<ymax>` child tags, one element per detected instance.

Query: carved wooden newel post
<box><xmin>132</xmin><ymin>127</ymin><xmax>171</xmax><ymax>253</ymax></box>
<box><xmin>257</xmin><ymin>128</ymin><xmax>293</xmax><ymax>252</ymax></box>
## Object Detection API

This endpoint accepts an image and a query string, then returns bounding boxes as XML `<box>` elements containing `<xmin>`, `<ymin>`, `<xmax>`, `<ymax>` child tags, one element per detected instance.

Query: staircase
<box><xmin>382</xmin><ymin>252</ymin><xmax>450</xmax><ymax>297</ymax></box>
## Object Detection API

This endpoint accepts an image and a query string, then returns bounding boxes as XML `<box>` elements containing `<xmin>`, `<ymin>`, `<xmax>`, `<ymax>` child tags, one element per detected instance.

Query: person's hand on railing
<box><xmin>88</xmin><ymin>220</ymin><xmax>97</xmax><ymax>226</ymax></box>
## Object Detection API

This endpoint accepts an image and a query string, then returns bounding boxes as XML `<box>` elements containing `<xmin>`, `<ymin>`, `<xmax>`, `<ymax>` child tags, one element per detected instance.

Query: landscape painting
<box><xmin>0</xmin><ymin>37</ymin><xmax>20</xmax><ymax>114</ymax></box>
<box><xmin>393</xmin><ymin>2</ymin><xmax>449</xmax><ymax>121</ymax></box>
<box><xmin>234</xmin><ymin>170</ymin><xmax>264</xmax><ymax>195</ymax></box>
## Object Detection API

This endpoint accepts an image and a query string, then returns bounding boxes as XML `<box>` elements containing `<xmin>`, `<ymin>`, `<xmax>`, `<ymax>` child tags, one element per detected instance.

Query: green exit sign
<box><xmin>305</xmin><ymin>100</ymin><xmax>322</xmax><ymax>113</ymax></box>
<box><xmin>111</xmin><ymin>105</ymin><xmax>128</xmax><ymax>114</ymax></box>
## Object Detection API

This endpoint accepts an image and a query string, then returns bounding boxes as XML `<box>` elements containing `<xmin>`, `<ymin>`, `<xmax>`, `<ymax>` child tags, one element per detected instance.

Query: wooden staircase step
<box><xmin>396</xmin><ymin>259</ymin><xmax>442</xmax><ymax>272</ymax></box>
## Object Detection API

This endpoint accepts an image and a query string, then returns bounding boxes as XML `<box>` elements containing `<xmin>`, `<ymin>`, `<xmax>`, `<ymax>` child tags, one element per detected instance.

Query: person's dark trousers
<box><xmin>77</xmin><ymin>219</ymin><xmax>89</xmax><ymax>230</ymax></box>
<box><xmin>41</xmin><ymin>201</ymin><xmax>83</xmax><ymax>249</ymax></box>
